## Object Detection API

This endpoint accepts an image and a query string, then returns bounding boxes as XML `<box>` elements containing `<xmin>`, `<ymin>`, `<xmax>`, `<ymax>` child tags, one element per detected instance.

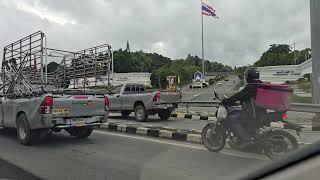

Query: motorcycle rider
<box><xmin>222</xmin><ymin>68</ymin><xmax>265</xmax><ymax>145</ymax></box>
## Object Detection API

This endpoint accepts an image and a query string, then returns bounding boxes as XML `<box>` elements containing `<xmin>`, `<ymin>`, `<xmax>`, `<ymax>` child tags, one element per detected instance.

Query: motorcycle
<box><xmin>202</xmin><ymin>91</ymin><xmax>302</xmax><ymax>160</ymax></box>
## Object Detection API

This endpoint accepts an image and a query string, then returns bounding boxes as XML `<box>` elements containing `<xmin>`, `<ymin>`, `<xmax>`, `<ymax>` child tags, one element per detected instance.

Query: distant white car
<box><xmin>217</xmin><ymin>82</ymin><xmax>222</xmax><ymax>86</ymax></box>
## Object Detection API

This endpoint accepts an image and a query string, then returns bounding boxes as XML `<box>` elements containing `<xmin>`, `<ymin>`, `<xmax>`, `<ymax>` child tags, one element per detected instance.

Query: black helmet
<box><xmin>244</xmin><ymin>68</ymin><xmax>260</xmax><ymax>84</ymax></box>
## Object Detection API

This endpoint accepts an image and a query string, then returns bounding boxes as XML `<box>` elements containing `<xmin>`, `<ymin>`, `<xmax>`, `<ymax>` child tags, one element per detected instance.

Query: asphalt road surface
<box><xmin>108</xmin><ymin>113</ymin><xmax>320</xmax><ymax>144</ymax></box>
<box><xmin>0</xmin><ymin>157</ymin><xmax>41</xmax><ymax>180</ymax></box>
<box><xmin>182</xmin><ymin>75</ymin><xmax>239</xmax><ymax>102</ymax></box>
<box><xmin>0</xmin><ymin>129</ymin><xmax>267</xmax><ymax>180</ymax></box>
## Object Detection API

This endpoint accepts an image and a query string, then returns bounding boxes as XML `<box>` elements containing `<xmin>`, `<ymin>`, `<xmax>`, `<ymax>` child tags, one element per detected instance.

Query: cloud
<box><xmin>0</xmin><ymin>0</ymin><xmax>311</xmax><ymax>66</ymax></box>
<box><xmin>15</xmin><ymin>1</ymin><xmax>76</xmax><ymax>25</ymax></box>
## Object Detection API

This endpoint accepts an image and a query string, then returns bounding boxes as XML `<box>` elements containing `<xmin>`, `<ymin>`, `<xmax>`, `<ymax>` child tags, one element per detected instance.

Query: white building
<box><xmin>111</xmin><ymin>73</ymin><xmax>152</xmax><ymax>86</ymax></box>
<box><xmin>68</xmin><ymin>73</ymin><xmax>152</xmax><ymax>88</ymax></box>
<box><xmin>257</xmin><ymin>59</ymin><xmax>312</xmax><ymax>84</ymax></box>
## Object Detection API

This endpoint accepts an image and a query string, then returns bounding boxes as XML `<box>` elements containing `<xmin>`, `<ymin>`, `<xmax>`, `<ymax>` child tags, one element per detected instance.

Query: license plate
<box><xmin>53</xmin><ymin>109</ymin><xmax>69</xmax><ymax>114</ymax></box>
<box><xmin>71</xmin><ymin>118</ymin><xmax>86</xmax><ymax>125</ymax></box>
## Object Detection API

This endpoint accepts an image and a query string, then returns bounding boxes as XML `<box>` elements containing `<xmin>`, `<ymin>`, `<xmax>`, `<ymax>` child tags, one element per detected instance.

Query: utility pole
<box><xmin>201</xmin><ymin>0</ymin><xmax>205</xmax><ymax>75</ymax></box>
<box><xmin>310</xmin><ymin>0</ymin><xmax>320</xmax><ymax>130</ymax></box>
<box><xmin>293</xmin><ymin>42</ymin><xmax>296</xmax><ymax>65</ymax></box>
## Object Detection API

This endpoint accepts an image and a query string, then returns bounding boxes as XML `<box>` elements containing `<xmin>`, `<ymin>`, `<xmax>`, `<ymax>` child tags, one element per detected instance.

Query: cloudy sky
<box><xmin>0</xmin><ymin>0</ymin><xmax>311</xmax><ymax>66</ymax></box>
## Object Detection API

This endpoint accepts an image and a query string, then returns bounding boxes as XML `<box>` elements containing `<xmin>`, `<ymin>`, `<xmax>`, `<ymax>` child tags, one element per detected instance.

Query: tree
<box><xmin>112</xmin><ymin>49</ymin><xmax>233</xmax><ymax>88</ymax></box>
<box><xmin>235</xmin><ymin>66</ymin><xmax>248</xmax><ymax>81</ymax></box>
<box><xmin>254</xmin><ymin>44</ymin><xmax>311</xmax><ymax>67</ymax></box>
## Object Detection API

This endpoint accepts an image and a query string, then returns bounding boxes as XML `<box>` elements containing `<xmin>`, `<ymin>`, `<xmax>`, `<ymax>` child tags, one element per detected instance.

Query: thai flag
<box><xmin>202</xmin><ymin>3</ymin><xmax>218</xmax><ymax>18</ymax></box>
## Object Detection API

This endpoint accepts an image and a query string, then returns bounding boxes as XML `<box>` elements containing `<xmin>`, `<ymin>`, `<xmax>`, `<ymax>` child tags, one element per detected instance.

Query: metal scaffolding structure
<box><xmin>1</xmin><ymin>31</ymin><xmax>112</xmax><ymax>98</ymax></box>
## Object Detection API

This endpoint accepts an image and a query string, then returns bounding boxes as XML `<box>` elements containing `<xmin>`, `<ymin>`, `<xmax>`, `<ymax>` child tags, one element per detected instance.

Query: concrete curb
<box><xmin>171</xmin><ymin>112</ymin><xmax>215</xmax><ymax>121</ymax></box>
<box><xmin>99</xmin><ymin>122</ymin><xmax>202</xmax><ymax>144</ymax></box>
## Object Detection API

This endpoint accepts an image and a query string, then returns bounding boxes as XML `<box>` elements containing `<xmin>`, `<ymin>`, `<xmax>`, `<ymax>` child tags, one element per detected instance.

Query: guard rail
<box><xmin>180</xmin><ymin>101</ymin><xmax>320</xmax><ymax>114</ymax></box>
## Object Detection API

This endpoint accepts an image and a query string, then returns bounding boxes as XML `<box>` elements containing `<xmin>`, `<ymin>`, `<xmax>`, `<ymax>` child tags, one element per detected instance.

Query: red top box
<box><xmin>255</xmin><ymin>83</ymin><xmax>293</xmax><ymax>112</ymax></box>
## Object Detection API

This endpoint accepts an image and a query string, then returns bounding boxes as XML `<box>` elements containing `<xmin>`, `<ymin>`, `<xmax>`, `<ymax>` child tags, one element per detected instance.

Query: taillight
<box><xmin>153</xmin><ymin>92</ymin><xmax>161</xmax><ymax>102</ymax></box>
<box><xmin>104</xmin><ymin>97</ymin><xmax>111</xmax><ymax>107</ymax></box>
<box><xmin>281</xmin><ymin>113</ymin><xmax>287</xmax><ymax>120</ymax></box>
<box><xmin>39</xmin><ymin>96</ymin><xmax>53</xmax><ymax>114</ymax></box>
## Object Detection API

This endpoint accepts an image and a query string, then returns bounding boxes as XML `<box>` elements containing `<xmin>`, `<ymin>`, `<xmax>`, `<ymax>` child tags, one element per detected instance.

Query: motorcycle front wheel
<box><xmin>202</xmin><ymin>123</ymin><xmax>227</xmax><ymax>152</ymax></box>
<box><xmin>263</xmin><ymin>129</ymin><xmax>298</xmax><ymax>160</ymax></box>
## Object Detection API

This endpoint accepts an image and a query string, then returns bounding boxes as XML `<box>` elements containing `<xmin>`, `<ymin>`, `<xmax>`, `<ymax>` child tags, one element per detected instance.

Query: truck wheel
<box><xmin>66</xmin><ymin>127</ymin><xmax>93</xmax><ymax>138</ymax></box>
<box><xmin>17</xmin><ymin>113</ymin><xmax>36</xmax><ymax>145</ymax></box>
<box><xmin>121</xmin><ymin>111</ymin><xmax>131</xmax><ymax>118</ymax></box>
<box><xmin>134</xmin><ymin>105</ymin><xmax>148</xmax><ymax>122</ymax></box>
<box><xmin>158</xmin><ymin>110</ymin><xmax>171</xmax><ymax>120</ymax></box>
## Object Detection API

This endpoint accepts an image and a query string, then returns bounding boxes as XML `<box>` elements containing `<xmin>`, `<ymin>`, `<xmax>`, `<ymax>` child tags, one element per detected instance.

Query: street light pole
<box><xmin>201</xmin><ymin>0</ymin><xmax>205</xmax><ymax>75</ymax></box>
<box><xmin>310</xmin><ymin>0</ymin><xmax>320</xmax><ymax>104</ymax></box>
<box><xmin>294</xmin><ymin>42</ymin><xmax>296</xmax><ymax>65</ymax></box>
<box><xmin>310</xmin><ymin>0</ymin><xmax>320</xmax><ymax>130</ymax></box>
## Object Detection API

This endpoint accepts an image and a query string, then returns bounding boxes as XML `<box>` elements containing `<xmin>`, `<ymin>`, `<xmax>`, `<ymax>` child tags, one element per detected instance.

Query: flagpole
<box><xmin>201</xmin><ymin>0</ymin><xmax>205</xmax><ymax>75</ymax></box>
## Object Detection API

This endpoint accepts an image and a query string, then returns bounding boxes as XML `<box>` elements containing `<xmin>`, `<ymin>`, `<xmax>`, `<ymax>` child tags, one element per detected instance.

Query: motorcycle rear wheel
<box><xmin>263</xmin><ymin>129</ymin><xmax>298</xmax><ymax>160</ymax></box>
<box><xmin>202</xmin><ymin>123</ymin><xmax>227</xmax><ymax>152</ymax></box>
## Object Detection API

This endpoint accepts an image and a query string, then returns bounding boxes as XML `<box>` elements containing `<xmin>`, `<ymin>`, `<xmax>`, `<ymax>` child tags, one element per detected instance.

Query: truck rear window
<box><xmin>124</xmin><ymin>85</ymin><xmax>131</xmax><ymax>92</ymax></box>
<box><xmin>124</xmin><ymin>84</ymin><xmax>145</xmax><ymax>94</ymax></box>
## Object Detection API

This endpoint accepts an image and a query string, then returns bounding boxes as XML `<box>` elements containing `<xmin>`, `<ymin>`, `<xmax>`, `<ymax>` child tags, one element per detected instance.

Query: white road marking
<box><xmin>94</xmin><ymin>130</ymin><xmax>268</xmax><ymax>161</ymax></box>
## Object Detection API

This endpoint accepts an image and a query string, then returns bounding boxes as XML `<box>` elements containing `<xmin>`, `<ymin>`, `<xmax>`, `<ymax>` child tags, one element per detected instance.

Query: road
<box><xmin>182</xmin><ymin>75</ymin><xmax>239</xmax><ymax>101</ymax></box>
<box><xmin>0</xmin><ymin>129</ymin><xmax>266</xmax><ymax>180</ymax></box>
<box><xmin>0</xmin><ymin>75</ymin><xmax>318</xmax><ymax>179</ymax></box>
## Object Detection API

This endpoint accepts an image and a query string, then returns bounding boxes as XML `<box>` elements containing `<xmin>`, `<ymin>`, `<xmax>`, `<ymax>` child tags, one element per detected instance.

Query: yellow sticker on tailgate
<box><xmin>53</xmin><ymin>109</ymin><xmax>69</xmax><ymax>114</ymax></box>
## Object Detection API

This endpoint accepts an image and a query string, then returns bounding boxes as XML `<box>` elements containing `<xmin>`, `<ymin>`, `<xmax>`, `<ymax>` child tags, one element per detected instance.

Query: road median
<box><xmin>99</xmin><ymin>121</ymin><xmax>316</xmax><ymax>147</ymax></box>
<box><xmin>99</xmin><ymin>121</ymin><xmax>202</xmax><ymax>144</ymax></box>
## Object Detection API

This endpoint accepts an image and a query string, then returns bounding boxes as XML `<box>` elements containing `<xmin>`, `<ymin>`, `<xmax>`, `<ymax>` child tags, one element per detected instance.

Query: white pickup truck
<box><xmin>108</xmin><ymin>83</ymin><xmax>181</xmax><ymax>121</ymax></box>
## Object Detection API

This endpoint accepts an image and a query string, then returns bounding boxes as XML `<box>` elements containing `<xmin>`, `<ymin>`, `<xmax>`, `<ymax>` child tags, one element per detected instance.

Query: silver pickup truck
<box><xmin>108</xmin><ymin>83</ymin><xmax>181</xmax><ymax>121</ymax></box>
<box><xmin>0</xmin><ymin>91</ymin><xmax>109</xmax><ymax>145</ymax></box>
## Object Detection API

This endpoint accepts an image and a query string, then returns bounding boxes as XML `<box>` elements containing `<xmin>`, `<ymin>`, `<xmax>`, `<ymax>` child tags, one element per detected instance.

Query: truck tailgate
<box><xmin>159</xmin><ymin>92</ymin><xmax>181</xmax><ymax>104</ymax></box>
<box><xmin>52</xmin><ymin>94</ymin><xmax>106</xmax><ymax>118</ymax></box>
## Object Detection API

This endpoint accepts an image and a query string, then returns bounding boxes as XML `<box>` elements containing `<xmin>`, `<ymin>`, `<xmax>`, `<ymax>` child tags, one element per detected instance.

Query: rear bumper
<box><xmin>52</xmin><ymin>115</ymin><xmax>106</xmax><ymax>129</ymax></box>
<box><xmin>54</xmin><ymin>122</ymin><xmax>102</xmax><ymax>129</ymax></box>
<box><xmin>153</xmin><ymin>103</ymin><xmax>178</xmax><ymax>110</ymax></box>
<box><xmin>192</xmin><ymin>84</ymin><xmax>203</xmax><ymax>88</ymax></box>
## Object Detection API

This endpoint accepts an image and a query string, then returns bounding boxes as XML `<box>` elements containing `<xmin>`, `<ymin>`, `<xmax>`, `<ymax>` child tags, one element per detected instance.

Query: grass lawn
<box><xmin>292</xmin><ymin>95</ymin><xmax>313</xmax><ymax>104</ymax></box>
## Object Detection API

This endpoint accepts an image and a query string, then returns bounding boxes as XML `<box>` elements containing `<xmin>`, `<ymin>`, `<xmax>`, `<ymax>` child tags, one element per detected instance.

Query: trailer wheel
<box><xmin>17</xmin><ymin>113</ymin><xmax>36</xmax><ymax>145</ymax></box>
<box><xmin>66</xmin><ymin>127</ymin><xmax>93</xmax><ymax>138</ymax></box>
<box><xmin>158</xmin><ymin>110</ymin><xmax>171</xmax><ymax>120</ymax></box>
<box><xmin>134</xmin><ymin>105</ymin><xmax>148</xmax><ymax>122</ymax></box>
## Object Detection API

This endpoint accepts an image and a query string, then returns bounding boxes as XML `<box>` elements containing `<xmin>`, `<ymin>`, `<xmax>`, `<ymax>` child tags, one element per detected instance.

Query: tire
<box><xmin>158</xmin><ymin>110</ymin><xmax>171</xmax><ymax>120</ymax></box>
<box><xmin>66</xmin><ymin>127</ymin><xmax>93</xmax><ymax>138</ymax></box>
<box><xmin>134</xmin><ymin>105</ymin><xmax>148</xmax><ymax>122</ymax></box>
<box><xmin>202</xmin><ymin>123</ymin><xmax>227</xmax><ymax>152</ymax></box>
<box><xmin>17</xmin><ymin>113</ymin><xmax>36</xmax><ymax>145</ymax></box>
<box><xmin>121</xmin><ymin>111</ymin><xmax>131</xmax><ymax>118</ymax></box>
<box><xmin>263</xmin><ymin>129</ymin><xmax>298</xmax><ymax>160</ymax></box>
